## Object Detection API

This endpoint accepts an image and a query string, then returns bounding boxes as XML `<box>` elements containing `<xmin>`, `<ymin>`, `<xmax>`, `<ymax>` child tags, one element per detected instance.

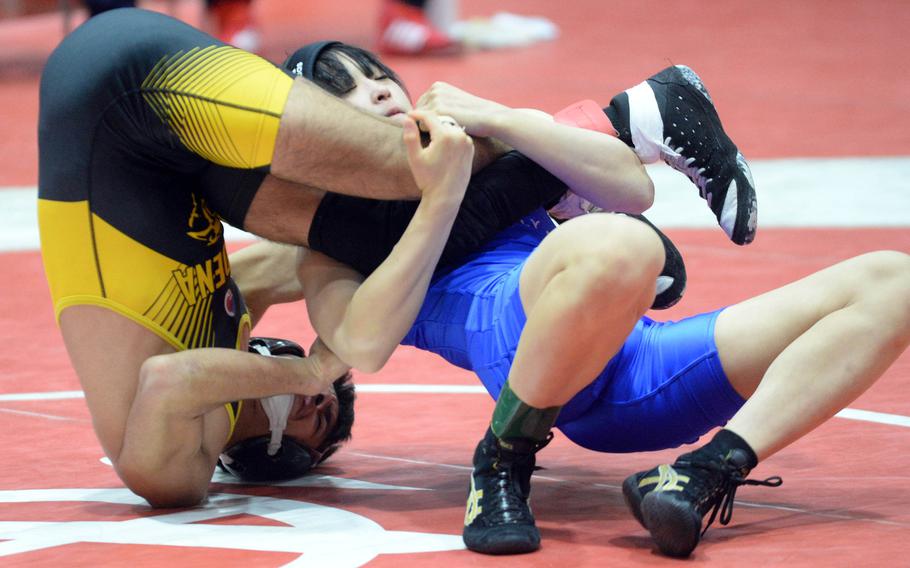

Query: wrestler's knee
<box><xmin>849</xmin><ymin>251</ymin><xmax>910</xmax><ymax>295</ymax></box>
<box><xmin>854</xmin><ymin>251</ymin><xmax>910</xmax><ymax>334</ymax></box>
<box><xmin>557</xmin><ymin>214</ymin><xmax>664</xmax><ymax>293</ymax></box>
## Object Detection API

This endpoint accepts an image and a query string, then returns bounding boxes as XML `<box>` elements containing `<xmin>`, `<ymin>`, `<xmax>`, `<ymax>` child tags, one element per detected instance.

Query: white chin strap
<box><xmin>249</xmin><ymin>341</ymin><xmax>296</xmax><ymax>456</ymax></box>
<box><xmin>261</xmin><ymin>394</ymin><xmax>295</xmax><ymax>456</ymax></box>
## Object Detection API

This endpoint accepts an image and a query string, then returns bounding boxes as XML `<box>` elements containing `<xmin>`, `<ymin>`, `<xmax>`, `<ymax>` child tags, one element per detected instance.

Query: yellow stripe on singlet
<box><xmin>38</xmin><ymin>199</ymin><xmax>242</xmax><ymax>351</ymax></box>
<box><xmin>225</xmin><ymin>400</ymin><xmax>244</xmax><ymax>440</ymax></box>
<box><xmin>141</xmin><ymin>45</ymin><xmax>294</xmax><ymax>169</ymax></box>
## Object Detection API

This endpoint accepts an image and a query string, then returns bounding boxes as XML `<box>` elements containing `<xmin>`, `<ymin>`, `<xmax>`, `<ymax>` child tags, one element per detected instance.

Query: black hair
<box><xmin>284</xmin><ymin>41</ymin><xmax>408</xmax><ymax>99</ymax></box>
<box><xmin>315</xmin><ymin>372</ymin><xmax>356</xmax><ymax>463</ymax></box>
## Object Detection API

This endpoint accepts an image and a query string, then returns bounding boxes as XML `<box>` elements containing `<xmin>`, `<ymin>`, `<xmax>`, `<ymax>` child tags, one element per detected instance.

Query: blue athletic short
<box><xmin>402</xmin><ymin>209</ymin><xmax>745</xmax><ymax>453</ymax></box>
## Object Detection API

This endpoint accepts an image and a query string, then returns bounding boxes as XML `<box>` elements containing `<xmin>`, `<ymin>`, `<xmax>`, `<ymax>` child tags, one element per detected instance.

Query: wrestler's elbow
<box><xmin>611</xmin><ymin>167</ymin><xmax>654</xmax><ymax>214</ymax></box>
<box><xmin>117</xmin><ymin>460</ymin><xmax>206</xmax><ymax>509</ymax></box>
<box><xmin>341</xmin><ymin>339</ymin><xmax>394</xmax><ymax>374</ymax></box>
<box><xmin>625</xmin><ymin>165</ymin><xmax>655</xmax><ymax>213</ymax></box>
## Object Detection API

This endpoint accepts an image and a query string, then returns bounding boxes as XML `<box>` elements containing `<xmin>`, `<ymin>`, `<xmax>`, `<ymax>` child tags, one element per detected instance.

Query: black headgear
<box><xmin>218</xmin><ymin>337</ymin><xmax>329</xmax><ymax>482</ymax></box>
<box><xmin>282</xmin><ymin>41</ymin><xmax>343</xmax><ymax>80</ymax></box>
<box><xmin>219</xmin><ymin>434</ymin><xmax>317</xmax><ymax>482</ymax></box>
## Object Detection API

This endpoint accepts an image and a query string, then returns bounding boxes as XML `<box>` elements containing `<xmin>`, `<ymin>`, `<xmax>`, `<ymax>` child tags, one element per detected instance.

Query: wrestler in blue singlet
<box><xmin>403</xmin><ymin>209</ymin><xmax>745</xmax><ymax>453</ymax></box>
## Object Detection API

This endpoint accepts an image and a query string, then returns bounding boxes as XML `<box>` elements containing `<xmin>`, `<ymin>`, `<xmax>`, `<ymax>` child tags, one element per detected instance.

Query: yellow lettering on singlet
<box><xmin>170</xmin><ymin>247</ymin><xmax>231</xmax><ymax>307</ymax></box>
<box><xmin>172</xmin><ymin>266</ymin><xmax>198</xmax><ymax>306</ymax></box>
<box><xmin>195</xmin><ymin>260</ymin><xmax>215</xmax><ymax>297</ymax></box>
<box><xmin>212</xmin><ymin>248</ymin><xmax>227</xmax><ymax>289</ymax></box>
<box><xmin>142</xmin><ymin>45</ymin><xmax>294</xmax><ymax>169</ymax></box>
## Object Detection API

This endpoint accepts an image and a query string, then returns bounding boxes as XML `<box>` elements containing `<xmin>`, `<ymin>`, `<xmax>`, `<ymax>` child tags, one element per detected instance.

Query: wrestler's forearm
<box><xmin>141</xmin><ymin>348</ymin><xmax>335</xmax><ymax>412</ymax></box>
<box><xmin>118</xmin><ymin>347</ymin><xmax>332</xmax><ymax>507</ymax></box>
<box><xmin>490</xmin><ymin>108</ymin><xmax>653</xmax><ymax>213</ymax></box>
<box><xmin>471</xmin><ymin>136</ymin><xmax>511</xmax><ymax>171</ymax></box>
<box><xmin>316</xmin><ymin>197</ymin><xmax>461</xmax><ymax>372</ymax></box>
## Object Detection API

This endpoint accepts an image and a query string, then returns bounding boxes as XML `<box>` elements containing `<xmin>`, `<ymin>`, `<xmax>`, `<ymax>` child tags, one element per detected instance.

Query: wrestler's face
<box><xmin>240</xmin><ymin>386</ymin><xmax>338</xmax><ymax>448</ymax></box>
<box><xmin>283</xmin><ymin>390</ymin><xmax>340</xmax><ymax>449</ymax></box>
<box><xmin>338</xmin><ymin>56</ymin><xmax>412</xmax><ymax>124</ymax></box>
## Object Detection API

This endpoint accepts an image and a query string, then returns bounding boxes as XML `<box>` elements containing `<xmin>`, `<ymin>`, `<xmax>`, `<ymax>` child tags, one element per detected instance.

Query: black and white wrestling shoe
<box><xmin>604</xmin><ymin>65</ymin><xmax>758</xmax><ymax>245</ymax></box>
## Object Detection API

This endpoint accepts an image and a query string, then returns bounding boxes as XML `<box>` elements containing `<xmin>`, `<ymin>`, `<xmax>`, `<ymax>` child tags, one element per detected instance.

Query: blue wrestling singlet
<box><xmin>402</xmin><ymin>208</ymin><xmax>745</xmax><ymax>453</ymax></box>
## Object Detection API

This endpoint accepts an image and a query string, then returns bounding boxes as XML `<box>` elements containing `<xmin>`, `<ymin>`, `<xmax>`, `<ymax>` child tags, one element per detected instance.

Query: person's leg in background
<box><xmin>84</xmin><ymin>0</ymin><xmax>135</xmax><ymax>17</ymax></box>
<box><xmin>378</xmin><ymin>0</ymin><xmax>457</xmax><ymax>55</ymax></box>
<box><xmin>206</xmin><ymin>0</ymin><xmax>259</xmax><ymax>52</ymax></box>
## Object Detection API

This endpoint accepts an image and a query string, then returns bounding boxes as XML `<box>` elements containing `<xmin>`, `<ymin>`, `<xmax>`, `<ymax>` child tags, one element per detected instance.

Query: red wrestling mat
<box><xmin>1</xmin><ymin>228</ymin><xmax>908</xmax><ymax>566</ymax></box>
<box><xmin>1</xmin><ymin>0</ymin><xmax>909</xmax><ymax>565</ymax></box>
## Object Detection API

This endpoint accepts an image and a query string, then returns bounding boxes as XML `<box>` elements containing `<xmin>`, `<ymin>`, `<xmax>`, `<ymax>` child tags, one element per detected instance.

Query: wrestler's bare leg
<box><xmin>270</xmin><ymin>79</ymin><xmax>420</xmax><ymax>199</ymax></box>
<box><xmin>59</xmin><ymin>306</ymin><xmax>187</xmax><ymax>462</ymax></box>
<box><xmin>462</xmin><ymin>213</ymin><xmax>664</xmax><ymax>555</ymax></box>
<box><xmin>715</xmin><ymin>250</ymin><xmax>910</xmax><ymax>459</ymax></box>
<box><xmin>59</xmin><ymin>306</ymin><xmax>243</xmax><ymax>463</ymax></box>
<box><xmin>270</xmin><ymin>79</ymin><xmax>509</xmax><ymax>201</ymax></box>
<box><xmin>510</xmin><ymin>213</ymin><xmax>664</xmax><ymax>407</ymax></box>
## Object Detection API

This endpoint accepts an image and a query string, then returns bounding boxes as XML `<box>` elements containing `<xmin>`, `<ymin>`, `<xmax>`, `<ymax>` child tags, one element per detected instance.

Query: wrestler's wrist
<box><xmin>482</xmin><ymin>108</ymin><xmax>520</xmax><ymax>139</ymax></box>
<box><xmin>417</xmin><ymin>190</ymin><xmax>463</xmax><ymax>216</ymax></box>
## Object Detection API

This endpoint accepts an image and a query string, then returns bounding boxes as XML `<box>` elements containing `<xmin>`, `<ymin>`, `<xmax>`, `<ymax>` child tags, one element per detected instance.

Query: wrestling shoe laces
<box><xmin>463</xmin><ymin>428</ymin><xmax>553</xmax><ymax>555</ymax></box>
<box><xmin>629</xmin><ymin>449</ymin><xmax>781</xmax><ymax>557</ymax></box>
<box><xmin>672</xmin><ymin>452</ymin><xmax>783</xmax><ymax>534</ymax></box>
<box><xmin>648</xmin><ymin>65</ymin><xmax>758</xmax><ymax>245</ymax></box>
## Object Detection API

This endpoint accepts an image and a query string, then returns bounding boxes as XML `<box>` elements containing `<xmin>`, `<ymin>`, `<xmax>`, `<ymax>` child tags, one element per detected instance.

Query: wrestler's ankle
<box><xmin>689</xmin><ymin>428</ymin><xmax>759</xmax><ymax>473</ymax></box>
<box><xmin>491</xmin><ymin>381</ymin><xmax>560</xmax><ymax>444</ymax></box>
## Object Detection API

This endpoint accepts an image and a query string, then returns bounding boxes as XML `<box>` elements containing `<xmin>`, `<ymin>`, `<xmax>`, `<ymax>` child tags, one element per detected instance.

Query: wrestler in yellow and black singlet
<box><xmin>37</xmin><ymin>8</ymin><xmax>294</xmax><ymax>432</ymax></box>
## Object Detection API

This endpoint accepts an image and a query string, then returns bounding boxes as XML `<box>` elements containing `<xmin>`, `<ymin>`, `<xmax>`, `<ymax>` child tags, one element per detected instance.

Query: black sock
<box><xmin>694</xmin><ymin>429</ymin><xmax>758</xmax><ymax>471</ymax></box>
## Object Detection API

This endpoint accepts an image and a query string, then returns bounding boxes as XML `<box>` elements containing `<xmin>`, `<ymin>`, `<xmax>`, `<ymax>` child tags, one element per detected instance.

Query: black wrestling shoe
<box><xmin>462</xmin><ymin>427</ymin><xmax>551</xmax><ymax>555</ymax></box>
<box><xmin>623</xmin><ymin>449</ymin><xmax>781</xmax><ymax>558</ymax></box>
<box><xmin>649</xmin><ymin>65</ymin><xmax>758</xmax><ymax>245</ymax></box>
<box><xmin>605</xmin><ymin>66</ymin><xmax>758</xmax><ymax>245</ymax></box>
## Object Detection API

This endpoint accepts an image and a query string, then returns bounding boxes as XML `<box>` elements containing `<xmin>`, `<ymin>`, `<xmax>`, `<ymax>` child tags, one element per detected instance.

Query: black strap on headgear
<box><xmin>282</xmin><ymin>41</ymin><xmax>343</xmax><ymax>80</ymax></box>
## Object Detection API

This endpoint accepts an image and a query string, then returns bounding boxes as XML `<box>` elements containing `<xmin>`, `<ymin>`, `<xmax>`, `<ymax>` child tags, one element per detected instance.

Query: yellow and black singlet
<box><xmin>36</xmin><ymin>9</ymin><xmax>301</xmax><ymax>435</ymax></box>
<box><xmin>37</xmin><ymin>8</ymin><xmax>297</xmax><ymax>354</ymax></box>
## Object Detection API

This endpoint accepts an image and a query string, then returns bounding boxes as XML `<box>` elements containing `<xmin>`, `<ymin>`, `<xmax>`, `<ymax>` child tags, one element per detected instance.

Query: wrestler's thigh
<box><xmin>518</xmin><ymin>213</ymin><xmax>662</xmax><ymax>313</ymax></box>
<box><xmin>59</xmin><ymin>305</ymin><xmax>176</xmax><ymax>461</ymax></box>
<box><xmin>557</xmin><ymin>312</ymin><xmax>741</xmax><ymax>453</ymax></box>
<box><xmin>714</xmin><ymin>251</ymin><xmax>902</xmax><ymax>398</ymax></box>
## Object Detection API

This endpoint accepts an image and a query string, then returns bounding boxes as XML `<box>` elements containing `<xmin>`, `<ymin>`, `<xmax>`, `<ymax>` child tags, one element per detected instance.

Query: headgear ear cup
<box><xmin>219</xmin><ymin>435</ymin><xmax>316</xmax><ymax>482</ymax></box>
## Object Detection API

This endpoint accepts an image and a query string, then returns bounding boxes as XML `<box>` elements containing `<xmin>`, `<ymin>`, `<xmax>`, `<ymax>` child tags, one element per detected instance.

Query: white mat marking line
<box><xmin>0</xmin><ymin>407</ymin><xmax>81</xmax><ymax>422</ymax></box>
<box><xmin>0</xmin><ymin>387</ymin><xmax>907</xmax><ymax>428</ymax></box>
